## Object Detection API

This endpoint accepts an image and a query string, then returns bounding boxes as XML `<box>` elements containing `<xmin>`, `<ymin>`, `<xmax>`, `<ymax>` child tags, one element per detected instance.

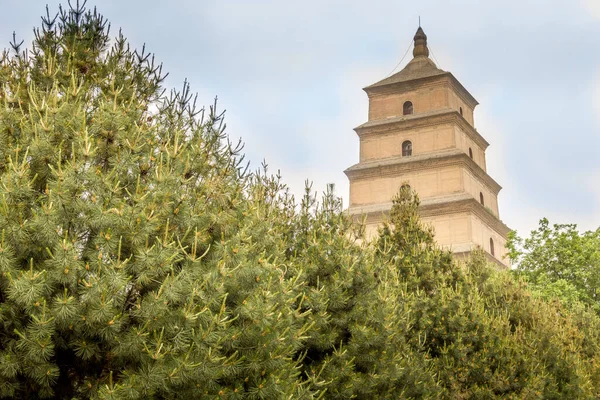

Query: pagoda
<box><xmin>345</xmin><ymin>27</ymin><xmax>510</xmax><ymax>266</ymax></box>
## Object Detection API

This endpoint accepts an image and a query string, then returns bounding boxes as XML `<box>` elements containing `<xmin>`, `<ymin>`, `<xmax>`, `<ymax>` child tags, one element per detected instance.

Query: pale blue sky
<box><xmin>2</xmin><ymin>0</ymin><xmax>599</xmax><ymax>237</ymax></box>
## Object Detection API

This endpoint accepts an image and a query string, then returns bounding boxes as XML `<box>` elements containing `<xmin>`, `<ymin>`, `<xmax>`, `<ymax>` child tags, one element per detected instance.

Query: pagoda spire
<box><xmin>412</xmin><ymin>26</ymin><xmax>430</xmax><ymax>58</ymax></box>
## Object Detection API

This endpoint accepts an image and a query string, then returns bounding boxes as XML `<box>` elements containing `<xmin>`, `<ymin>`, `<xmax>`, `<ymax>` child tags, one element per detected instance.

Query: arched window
<box><xmin>479</xmin><ymin>192</ymin><xmax>484</xmax><ymax>206</ymax></box>
<box><xmin>490</xmin><ymin>238</ymin><xmax>495</xmax><ymax>256</ymax></box>
<box><xmin>469</xmin><ymin>148</ymin><xmax>473</xmax><ymax>159</ymax></box>
<box><xmin>402</xmin><ymin>140</ymin><xmax>412</xmax><ymax>157</ymax></box>
<box><xmin>459</xmin><ymin>107</ymin><xmax>463</xmax><ymax>116</ymax></box>
<box><xmin>403</xmin><ymin>101</ymin><xmax>413</xmax><ymax>115</ymax></box>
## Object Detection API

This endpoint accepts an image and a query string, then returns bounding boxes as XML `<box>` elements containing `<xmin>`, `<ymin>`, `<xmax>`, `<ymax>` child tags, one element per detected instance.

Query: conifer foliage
<box><xmin>0</xmin><ymin>3</ymin><xmax>310</xmax><ymax>398</ymax></box>
<box><xmin>1</xmin><ymin>3</ymin><xmax>600</xmax><ymax>399</ymax></box>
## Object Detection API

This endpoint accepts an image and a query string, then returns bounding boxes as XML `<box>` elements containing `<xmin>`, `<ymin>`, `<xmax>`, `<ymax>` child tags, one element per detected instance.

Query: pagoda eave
<box><xmin>344</xmin><ymin>151</ymin><xmax>502</xmax><ymax>194</ymax></box>
<box><xmin>364</xmin><ymin>72</ymin><xmax>479</xmax><ymax>109</ymax></box>
<box><xmin>354</xmin><ymin>110</ymin><xmax>490</xmax><ymax>150</ymax></box>
<box><xmin>348</xmin><ymin>196</ymin><xmax>511</xmax><ymax>239</ymax></box>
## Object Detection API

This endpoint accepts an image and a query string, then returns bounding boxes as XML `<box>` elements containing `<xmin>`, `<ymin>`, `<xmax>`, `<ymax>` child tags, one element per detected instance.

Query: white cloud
<box><xmin>582</xmin><ymin>0</ymin><xmax>600</xmax><ymax>19</ymax></box>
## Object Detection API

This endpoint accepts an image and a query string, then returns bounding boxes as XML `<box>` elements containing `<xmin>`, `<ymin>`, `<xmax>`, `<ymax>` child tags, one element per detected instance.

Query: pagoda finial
<box><xmin>413</xmin><ymin>26</ymin><xmax>429</xmax><ymax>58</ymax></box>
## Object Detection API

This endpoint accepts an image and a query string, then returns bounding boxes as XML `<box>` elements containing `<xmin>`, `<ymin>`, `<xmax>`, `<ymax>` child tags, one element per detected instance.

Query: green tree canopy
<box><xmin>508</xmin><ymin>218</ymin><xmax>600</xmax><ymax>311</ymax></box>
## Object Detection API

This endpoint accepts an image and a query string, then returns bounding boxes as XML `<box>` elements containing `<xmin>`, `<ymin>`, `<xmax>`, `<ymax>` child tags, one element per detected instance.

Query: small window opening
<box><xmin>479</xmin><ymin>192</ymin><xmax>484</xmax><ymax>206</ymax></box>
<box><xmin>402</xmin><ymin>140</ymin><xmax>412</xmax><ymax>157</ymax></box>
<box><xmin>459</xmin><ymin>107</ymin><xmax>463</xmax><ymax>116</ymax></box>
<box><xmin>469</xmin><ymin>148</ymin><xmax>473</xmax><ymax>159</ymax></box>
<box><xmin>403</xmin><ymin>101</ymin><xmax>413</xmax><ymax>115</ymax></box>
<box><xmin>490</xmin><ymin>238</ymin><xmax>495</xmax><ymax>256</ymax></box>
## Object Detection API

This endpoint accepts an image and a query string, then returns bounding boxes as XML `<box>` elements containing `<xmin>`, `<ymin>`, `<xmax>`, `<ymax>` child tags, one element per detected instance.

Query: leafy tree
<box><xmin>508</xmin><ymin>218</ymin><xmax>600</xmax><ymax>311</ymax></box>
<box><xmin>376</xmin><ymin>187</ymin><xmax>600</xmax><ymax>398</ymax></box>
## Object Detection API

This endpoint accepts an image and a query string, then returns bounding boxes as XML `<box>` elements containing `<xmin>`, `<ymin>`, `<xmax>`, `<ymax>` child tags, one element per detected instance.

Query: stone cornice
<box><xmin>421</xmin><ymin>198</ymin><xmax>511</xmax><ymax>238</ymax></box>
<box><xmin>363</xmin><ymin>73</ymin><xmax>479</xmax><ymax>109</ymax></box>
<box><xmin>454</xmin><ymin>251</ymin><xmax>508</xmax><ymax>269</ymax></box>
<box><xmin>344</xmin><ymin>150</ymin><xmax>502</xmax><ymax>194</ymax></box>
<box><xmin>448</xmin><ymin>75</ymin><xmax>479</xmax><ymax>110</ymax></box>
<box><xmin>349</xmin><ymin>197</ymin><xmax>510</xmax><ymax>239</ymax></box>
<box><xmin>365</xmin><ymin>75</ymin><xmax>444</xmax><ymax>96</ymax></box>
<box><xmin>354</xmin><ymin>110</ymin><xmax>489</xmax><ymax>150</ymax></box>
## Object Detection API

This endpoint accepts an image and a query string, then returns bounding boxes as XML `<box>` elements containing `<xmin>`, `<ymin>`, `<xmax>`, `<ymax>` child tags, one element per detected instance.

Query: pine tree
<box><xmin>280</xmin><ymin>184</ymin><xmax>439</xmax><ymax>399</ymax></box>
<box><xmin>0</xmin><ymin>3</ymin><xmax>312</xmax><ymax>398</ymax></box>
